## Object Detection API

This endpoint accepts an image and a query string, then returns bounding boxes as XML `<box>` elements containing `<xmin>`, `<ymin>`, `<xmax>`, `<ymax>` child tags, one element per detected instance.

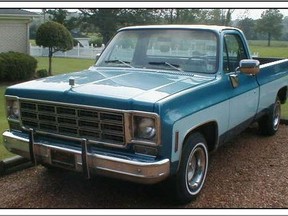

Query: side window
<box><xmin>223</xmin><ymin>34</ymin><xmax>248</xmax><ymax>72</ymax></box>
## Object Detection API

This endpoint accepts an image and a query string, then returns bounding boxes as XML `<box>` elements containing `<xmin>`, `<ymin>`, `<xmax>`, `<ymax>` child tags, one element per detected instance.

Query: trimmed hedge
<box><xmin>89</xmin><ymin>35</ymin><xmax>103</xmax><ymax>47</ymax></box>
<box><xmin>0</xmin><ymin>52</ymin><xmax>37</xmax><ymax>82</ymax></box>
<box><xmin>36</xmin><ymin>69</ymin><xmax>48</xmax><ymax>78</ymax></box>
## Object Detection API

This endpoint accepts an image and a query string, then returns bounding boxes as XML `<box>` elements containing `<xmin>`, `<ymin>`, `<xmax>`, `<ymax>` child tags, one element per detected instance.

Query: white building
<box><xmin>0</xmin><ymin>9</ymin><xmax>38</xmax><ymax>54</ymax></box>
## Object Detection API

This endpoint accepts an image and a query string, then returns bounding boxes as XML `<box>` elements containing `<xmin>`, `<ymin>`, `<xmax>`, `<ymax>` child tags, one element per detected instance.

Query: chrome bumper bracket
<box><xmin>81</xmin><ymin>139</ymin><xmax>90</xmax><ymax>179</ymax></box>
<box><xmin>29</xmin><ymin>129</ymin><xmax>37</xmax><ymax>166</ymax></box>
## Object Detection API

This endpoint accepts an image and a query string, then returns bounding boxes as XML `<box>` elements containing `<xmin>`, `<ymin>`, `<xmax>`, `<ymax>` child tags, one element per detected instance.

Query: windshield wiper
<box><xmin>105</xmin><ymin>59</ymin><xmax>134</xmax><ymax>68</ymax></box>
<box><xmin>148</xmin><ymin>61</ymin><xmax>183</xmax><ymax>72</ymax></box>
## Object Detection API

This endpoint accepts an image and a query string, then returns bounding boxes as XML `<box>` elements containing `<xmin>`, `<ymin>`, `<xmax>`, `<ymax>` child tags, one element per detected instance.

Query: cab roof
<box><xmin>118</xmin><ymin>24</ymin><xmax>240</xmax><ymax>34</ymax></box>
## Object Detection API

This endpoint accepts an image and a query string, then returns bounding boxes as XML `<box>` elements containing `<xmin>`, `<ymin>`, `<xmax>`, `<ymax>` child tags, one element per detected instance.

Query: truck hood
<box><xmin>6</xmin><ymin>67</ymin><xmax>216</xmax><ymax>111</ymax></box>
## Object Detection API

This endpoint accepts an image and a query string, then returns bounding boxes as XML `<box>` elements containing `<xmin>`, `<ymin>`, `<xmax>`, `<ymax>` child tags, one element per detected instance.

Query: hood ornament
<box><xmin>69</xmin><ymin>77</ymin><xmax>75</xmax><ymax>88</ymax></box>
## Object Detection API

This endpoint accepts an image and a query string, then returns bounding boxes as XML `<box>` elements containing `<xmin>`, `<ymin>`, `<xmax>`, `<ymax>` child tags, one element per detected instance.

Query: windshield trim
<box><xmin>96</xmin><ymin>28</ymin><xmax>219</xmax><ymax>74</ymax></box>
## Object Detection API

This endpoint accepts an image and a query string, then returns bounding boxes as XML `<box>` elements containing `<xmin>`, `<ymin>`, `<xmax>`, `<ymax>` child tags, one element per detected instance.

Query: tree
<box><xmin>46</xmin><ymin>9</ymin><xmax>68</xmax><ymax>25</ymax></box>
<box><xmin>198</xmin><ymin>9</ymin><xmax>234</xmax><ymax>26</ymax></box>
<box><xmin>42</xmin><ymin>9</ymin><xmax>47</xmax><ymax>22</ymax></box>
<box><xmin>45</xmin><ymin>9</ymin><xmax>82</xmax><ymax>31</ymax></box>
<box><xmin>80</xmin><ymin>9</ymin><xmax>162</xmax><ymax>45</ymax></box>
<box><xmin>280</xmin><ymin>16</ymin><xmax>288</xmax><ymax>41</ymax></box>
<box><xmin>117</xmin><ymin>9</ymin><xmax>160</xmax><ymax>25</ymax></box>
<box><xmin>223</xmin><ymin>9</ymin><xmax>234</xmax><ymax>26</ymax></box>
<box><xmin>36</xmin><ymin>21</ymin><xmax>73</xmax><ymax>76</ymax></box>
<box><xmin>161</xmin><ymin>9</ymin><xmax>201</xmax><ymax>24</ymax></box>
<box><xmin>80</xmin><ymin>9</ymin><xmax>121</xmax><ymax>45</ymax></box>
<box><xmin>256</xmin><ymin>9</ymin><xmax>283</xmax><ymax>46</ymax></box>
<box><xmin>237</xmin><ymin>18</ymin><xmax>257</xmax><ymax>40</ymax></box>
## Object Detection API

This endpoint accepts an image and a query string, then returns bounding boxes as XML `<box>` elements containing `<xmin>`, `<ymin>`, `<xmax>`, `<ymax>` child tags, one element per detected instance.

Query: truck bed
<box><xmin>254</xmin><ymin>57</ymin><xmax>284</xmax><ymax>65</ymax></box>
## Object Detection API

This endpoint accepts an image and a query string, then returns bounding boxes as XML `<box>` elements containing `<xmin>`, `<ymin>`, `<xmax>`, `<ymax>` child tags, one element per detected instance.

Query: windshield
<box><xmin>96</xmin><ymin>29</ymin><xmax>218</xmax><ymax>74</ymax></box>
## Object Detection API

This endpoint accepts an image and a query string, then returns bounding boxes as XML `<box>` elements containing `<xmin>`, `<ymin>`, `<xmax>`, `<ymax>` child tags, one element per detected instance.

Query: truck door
<box><xmin>223</xmin><ymin>32</ymin><xmax>259</xmax><ymax>136</ymax></box>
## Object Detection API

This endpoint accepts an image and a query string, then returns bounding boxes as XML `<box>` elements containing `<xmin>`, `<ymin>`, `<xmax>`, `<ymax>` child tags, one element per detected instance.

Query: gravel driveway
<box><xmin>0</xmin><ymin>124</ymin><xmax>288</xmax><ymax>208</ymax></box>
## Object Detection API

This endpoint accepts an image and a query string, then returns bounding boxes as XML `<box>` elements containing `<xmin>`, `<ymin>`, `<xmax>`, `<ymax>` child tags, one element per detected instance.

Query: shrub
<box><xmin>0</xmin><ymin>57</ymin><xmax>5</xmax><ymax>81</ymax></box>
<box><xmin>36</xmin><ymin>69</ymin><xmax>48</xmax><ymax>78</ymax></box>
<box><xmin>0</xmin><ymin>52</ymin><xmax>37</xmax><ymax>82</ymax></box>
<box><xmin>89</xmin><ymin>35</ymin><xmax>103</xmax><ymax>47</ymax></box>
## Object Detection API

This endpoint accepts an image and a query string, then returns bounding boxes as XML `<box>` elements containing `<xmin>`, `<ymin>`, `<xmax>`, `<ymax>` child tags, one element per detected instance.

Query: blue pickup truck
<box><xmin>3</xmin><ymin>25</ymin><xmax>288</xmax><ymax>203</ymax></box>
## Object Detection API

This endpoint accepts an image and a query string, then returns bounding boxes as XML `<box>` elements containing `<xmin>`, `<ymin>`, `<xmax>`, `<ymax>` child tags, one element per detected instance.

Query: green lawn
<box><xmin>249</xmin><ymin>40</ymin><xmax>288</xmax><ymax>58</ymax></box>
<box><xmin>0</xmin><ymin>85</ymin><xmax>14</xmax><ymax>159</ymax></box>
<box><xmin>282</xmin><ymin>103</ymin><xmax>288</xmax><ymax>118</ymax></box>
<box><xmin>249</xmin><ymin>40</ymin><xmax>288</xmax><ymax>47</ymax></box>
<box><xmin>37</xmin><ymin>57</ymin><xmax>95</xmax><ymax>75</ymax></box>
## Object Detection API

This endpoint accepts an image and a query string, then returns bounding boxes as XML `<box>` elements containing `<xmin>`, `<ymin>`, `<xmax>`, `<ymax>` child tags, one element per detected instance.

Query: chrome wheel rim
<box><xmin>273</xmin><ymin>101</ymin><xmax>281</xmax><ymax>131</ymax></box>
<box><xmin>185</xmin><ymin>143</ymin><xmax>207</xmax><ymax>195</ymax></box>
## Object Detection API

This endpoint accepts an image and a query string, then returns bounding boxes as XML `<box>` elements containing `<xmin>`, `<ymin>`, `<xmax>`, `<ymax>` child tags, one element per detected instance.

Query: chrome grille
<box><xmin>20</xmin><ymin>101</ymin><xmax>125</xmax><ymax>145</ymax></box>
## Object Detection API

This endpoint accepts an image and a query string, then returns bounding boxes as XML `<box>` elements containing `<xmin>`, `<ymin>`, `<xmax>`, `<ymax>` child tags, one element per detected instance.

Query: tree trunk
<box><xmin>169</xmin><ymin>9</ymin><xmax>174</xmax><ymax>24</ymax></box>
<box><xmin>225</xmin><ymin>9</ymin><xmax>232</xmax><ymax>26</ymax></box>
<box><xmin>102</xmin><ymin>32</ymin><xmax>111</xmax><ymax>46</ymax></box>
<box><xmin>176</xmin><ymin>9</ymin><xmax>180</xmax><ymax>24</ymax></box>
<box><xmin>48</xmin><ymin>47</ymin><xmax>53</xmax><ymax>76</ymax></box>
<box><xmin>268</xmin><ymin>32</ymin><xmax>271</xmax><ymax>47</ymax></box>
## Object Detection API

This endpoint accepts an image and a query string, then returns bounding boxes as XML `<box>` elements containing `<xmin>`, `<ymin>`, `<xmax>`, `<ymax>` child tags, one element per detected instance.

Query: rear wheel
<box><xmin>172</xmin><ymin>132</ymin><xmax>208</xmax><ymax>204</ymax></box>
<box><xmin>259</xmin><ymin>97</ymin><xmax>281</xmax><ymax>136</ymax></box>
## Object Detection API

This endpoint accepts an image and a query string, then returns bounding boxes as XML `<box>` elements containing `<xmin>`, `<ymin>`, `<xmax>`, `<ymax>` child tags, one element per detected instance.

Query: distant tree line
<box><xmin>30</xmin><ymin>9</ymin><xmax>286</xmax><ymax>47</ymax></box>
<box><xmin>236</xmin><ymin>9</ymin><xmax>284</xmax><ymax>46</ymax></box>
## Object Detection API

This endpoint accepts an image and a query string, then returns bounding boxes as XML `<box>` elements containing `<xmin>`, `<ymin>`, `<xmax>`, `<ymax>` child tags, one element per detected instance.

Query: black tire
<box><xmin>173</xmin><ymin>132</ymin><xmax>209</xmax><ymax>204</ymax></box>
<box><xmin>259</xmin><ymin>97</ymin><xmax>281</xmax><ymax>136</ymax></box>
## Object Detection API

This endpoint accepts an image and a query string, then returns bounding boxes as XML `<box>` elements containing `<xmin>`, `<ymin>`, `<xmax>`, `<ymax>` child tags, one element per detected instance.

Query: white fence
<box><xmin>30</xmin><ymin>43</ymin><xmax>104</xmax><ymax>59</ymax></box>
<box><xmin>30</xmin><ymin>43</ymin><xmax>259</xmax><ymax>59</ymax></box>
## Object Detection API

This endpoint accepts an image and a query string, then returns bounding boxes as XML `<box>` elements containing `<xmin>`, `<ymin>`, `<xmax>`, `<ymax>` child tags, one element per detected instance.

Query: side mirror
<box><xmin>95</xmin><ymin>53</ymin><xmax>101</xmax><ymax>63</ymax></box>
<box><xmin>239</xmin><ymin>59</ymin><xmax>260</xmax><ymax>75</ymax></box>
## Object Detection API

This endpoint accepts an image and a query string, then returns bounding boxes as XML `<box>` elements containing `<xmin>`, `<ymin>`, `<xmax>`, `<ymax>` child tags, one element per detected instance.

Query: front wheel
<box><xmin>173</xmin><ymin>132</ymin><xmax>209</xmax><ymax>204</ymax></box>
<box><xmin>259</xmin><ymin>97</ymin><xmax>281</xmax><ymax>136</ymax></box>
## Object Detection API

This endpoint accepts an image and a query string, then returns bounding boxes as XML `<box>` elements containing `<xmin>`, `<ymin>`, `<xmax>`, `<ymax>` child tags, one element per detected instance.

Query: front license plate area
<box><xmin>51</xmin><ymin>149</ymin><xmax>75</xmax><ymax>169</ymax></box>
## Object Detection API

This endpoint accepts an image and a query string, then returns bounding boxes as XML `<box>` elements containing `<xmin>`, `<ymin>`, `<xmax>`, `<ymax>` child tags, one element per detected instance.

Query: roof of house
<box><xmin>71</xmin><ymin>31</ymin><xmax>89</xmax><ymax>39</ymax></box>
<box><xmin>0</xmin><ymin>9</ymin><xmax>39</xmax><ymax>17</ymax></box>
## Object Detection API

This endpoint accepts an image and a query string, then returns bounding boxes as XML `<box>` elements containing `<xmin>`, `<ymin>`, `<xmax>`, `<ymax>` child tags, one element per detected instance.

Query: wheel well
<box><xmin>278</xmin><ymin>87</ymin><xmax>287</xmax><ymax>104</ymax></box>
<box><xmin>183</xmin><ymin>122</ymin><xmax>218</xmax><ymax>152</ymax></box>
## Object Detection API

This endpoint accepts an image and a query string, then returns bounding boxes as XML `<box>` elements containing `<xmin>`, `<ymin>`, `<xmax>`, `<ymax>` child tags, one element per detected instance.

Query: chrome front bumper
<box><xmin>2</xmin><ymin>130</ymin><xmax>170</xmax><ymax>184</ymax></box>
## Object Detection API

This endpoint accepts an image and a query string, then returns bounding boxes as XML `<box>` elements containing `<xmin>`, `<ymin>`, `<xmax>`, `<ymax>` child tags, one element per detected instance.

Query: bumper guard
<box><xmin>3</xmin><ymin>130</ymin><xmax>170</xmax><ymax>184</ymax></box>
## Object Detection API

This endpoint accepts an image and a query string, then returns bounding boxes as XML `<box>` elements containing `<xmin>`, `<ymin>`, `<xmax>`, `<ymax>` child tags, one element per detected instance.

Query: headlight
<box><xmin>130</xmin><ymin>113</ymin><xmax>160</xmax><ymax>145</ymax></box>
<box><xmin>6</xmin><ymin>99</ymin><xmax>20</xmax><ymax>120</ymax></box>
<box><xmin>134</xmin><ymin>117</ymin><xmax>156</xmax><ymax>139</ymax></box>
